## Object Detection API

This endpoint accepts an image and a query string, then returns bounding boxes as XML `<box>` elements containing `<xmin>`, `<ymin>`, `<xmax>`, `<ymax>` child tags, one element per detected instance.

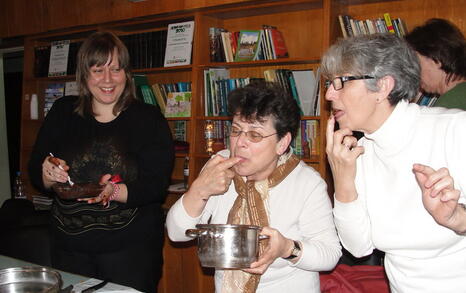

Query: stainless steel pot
<box><xmin>0</xmin><ymin>266</ymin><xmax>62</xmax><ymax>293</ymax></box>
<box><xmin>186</xmin><ymin>224</ymin><xmax>267</xmax><ymax>269</ymax></box>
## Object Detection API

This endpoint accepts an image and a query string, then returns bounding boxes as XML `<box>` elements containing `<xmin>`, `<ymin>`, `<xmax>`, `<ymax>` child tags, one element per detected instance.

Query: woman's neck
<box><xmin>93</xmin><ymin>102</ymin><xmax>118</xmax><ymax>123</ymax></box>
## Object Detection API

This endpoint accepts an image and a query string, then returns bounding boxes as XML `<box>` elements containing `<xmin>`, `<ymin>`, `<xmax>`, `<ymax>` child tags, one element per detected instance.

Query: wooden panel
<box><xmin>184</xmin><ymin>0</ymin><xmax>267</xmax><ymax>9</ymax></box>
<box><xmin>2</xmin><ymin>0</ymin><xmax>44</xmax><ymax>37</ymax></box>
<box><xmin>0</xmin><ymin>1</ymin><xmax>9</xmax><ymax>37</ymax></box>
<box><xmin>42</xmin><ymin>0</ymin><xmax>186</xmax><ymax>32</ymax></box>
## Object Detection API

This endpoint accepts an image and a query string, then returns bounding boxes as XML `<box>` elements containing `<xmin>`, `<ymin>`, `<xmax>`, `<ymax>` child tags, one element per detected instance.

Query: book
<box><xmin>133</xmin><ymin>74</ymin><xmax>157</xmax><ymax>105</ymax></box>
<box><xmin>204</xmin><ymin>68</ymin><xmax>230</xmax><ymax>116</ymax></box>
<box><xmin>268</xmin><ymin>27</ymin><xmax>289</xmax><ymax>58</ymax></box>
<box><xmin>234</xmin><ymin>30</ymin><xmax>262</xmax><ymax>62</ymax></box>
<box><xmin>383</xmin><ymin>13</ymin><xmax>396</xmax><ymax>34</ymax></box>
<box><xmin>291</xmin><ymin>70</ymin><xmax>318</xmax><ymax>116</ymax></box>
<box><xmin>151</xmin><ymin>83</ymin><xmax>167</xmax><ymax>113</ymax></box>
<box><xmin>221</xmin><ymin>31</ymin><xmax>234</xmax><ymax>62</ymax></box>
<box><xmin>164</xmin><ymin>21</ymin><xmax>195</xmax><ymax>67</ymax></box>
<box><xmin>165</xmin><ymin>91</ymin><xmax>192</xmax><ymax>117</ymax></box>
<box><xmin>209</xmin><ymin>27</ymin><xmax>224</xmax><ymax>62</ymax></box>
<box><xmin>338</xmin><ymin>15</ymin><xmax>348</xmax><ymax>38</ymax></box>
<box><xmin>44</xmin><ymin>83</ymin><xmax>65</xmax><ymax>116</ymax></box>
<box><xmin>34</xmin><ymin>45</ymin><xmax>51</xmax><ymax>77</ymax></box>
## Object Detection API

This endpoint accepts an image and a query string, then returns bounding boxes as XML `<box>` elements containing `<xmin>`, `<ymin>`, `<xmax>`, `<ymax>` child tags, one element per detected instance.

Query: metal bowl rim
<box><xmin>0</xmin><ymin>266</ymin><xmax>62</xmax><ymax>285</ymax></box>
<box><xmin>195</xmin><ymin>224</ymin><xmax>261</xmax><ymax>230</ymax></box>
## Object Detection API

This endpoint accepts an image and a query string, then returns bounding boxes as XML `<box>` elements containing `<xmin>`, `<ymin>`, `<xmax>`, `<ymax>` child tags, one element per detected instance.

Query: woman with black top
<box><xmin>28</xmin><ymin>31</ymin><xmax>174</xmax><ymax>292</ymax></box>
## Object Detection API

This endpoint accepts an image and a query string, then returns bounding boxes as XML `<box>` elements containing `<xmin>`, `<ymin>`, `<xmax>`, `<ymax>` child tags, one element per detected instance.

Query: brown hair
<box><xmin>75</xmin><ymin>31</ymin><xmax>136</xmax><ymax>117</ymax></box>
<box><xmin>406</xmin><ymin>18</ymin><xmax>466</xmax><ymax>83</ymax></box>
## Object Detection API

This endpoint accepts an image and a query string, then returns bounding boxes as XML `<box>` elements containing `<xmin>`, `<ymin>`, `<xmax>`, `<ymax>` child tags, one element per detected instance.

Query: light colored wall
<box><xmin>0</xmin><ymin>53</ymin><xmax>12</xmax><ymax>204</ymax></box>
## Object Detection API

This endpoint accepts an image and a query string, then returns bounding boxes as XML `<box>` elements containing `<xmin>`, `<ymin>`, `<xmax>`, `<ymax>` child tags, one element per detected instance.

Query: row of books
<box><xmin>338</xmin><ymin>13</ymin><xmax>407</xmax><ymax>39</ymax></box>
<box><xmin>33</xmin><ymin>29</ymin><xmax>168</xmax><ymax>78</ymax></box>
<box><xmin>120</xmin><ymin>30</ymin><xmax>168</xmax><ymax>70</ymax></box>
<box><xmin>204</xmin><ymin>68</ymin><xmax>261</xmax><ymax>117</ymax></box>
<box><xmin>173</xmin><ymin>121</ymin><xmax>188</xmax><ymax>142</ymax></box>
<box><xmin>263</xmin><ymin>68</ymin><xmax>321</xmax><ymax>116</ymax></box>
<box><xmin>43</xmin><ymin>82</ymin><xmax>78</xmax><ymax>116</ymax></box>
<box><xmin>34</xmin><ymin>42</ymin><xmax>81</xmax><ymax>78</ymax></box>
<box><xmin>292</xmin><ymin>120</ymin><xmax>319</xmax><ymax>158</ymax></box>
<box><xmin>203</xmin><ymin>66</ymin><xmax>321</xmax><ymax>117</ymax></box>
<box><xmin>209</xmin><ymin>25</ymin><xmax>288</xmax><ymax>63</ymax></box>
<box><xmin>206</xmin><ymin>120</ymin><xmax>231</xmax><ymax>151</ymax></box>
<box><xmin>133</xmin><ymin>75</ymin><xmax>192</xmax><ymax>117</ymax></box>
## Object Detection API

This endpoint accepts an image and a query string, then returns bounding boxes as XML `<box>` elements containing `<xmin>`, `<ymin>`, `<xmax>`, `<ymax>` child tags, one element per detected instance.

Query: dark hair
<box><xmin>75</xmin><ymin>31</ymin><xmax>136</xmax><ymax>117</ymax></box>
<box><xmin>227</xmin><ymin>81</ymin><xmax>300</xmax><ymax>140</ymax></box>
<box><xmin>405</xmin><ymin>18</ymin><xmax>466</xmax><ymax>82</ymax></box>
<box><xmin>321</xmin><ymin>33</ymin><xmax>420</xmax><ymax>105</ymax></box>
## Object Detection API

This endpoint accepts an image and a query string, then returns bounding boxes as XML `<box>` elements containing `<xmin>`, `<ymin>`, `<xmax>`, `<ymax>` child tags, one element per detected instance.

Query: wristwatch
<box><xmin>283</xmin><ymin>240</ymin><xmax>301</xmax><ymax>260</ymax></box>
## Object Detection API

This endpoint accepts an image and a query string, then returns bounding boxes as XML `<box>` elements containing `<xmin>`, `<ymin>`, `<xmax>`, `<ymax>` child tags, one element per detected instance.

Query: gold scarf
<box><xmin>221</xmin><ymin>152</ymin><xmax>300</xmax><ymax>293</ymax></box>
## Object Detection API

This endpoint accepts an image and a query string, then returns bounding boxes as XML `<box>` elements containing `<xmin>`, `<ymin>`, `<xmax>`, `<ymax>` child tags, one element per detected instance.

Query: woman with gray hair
<box><xmin>323</xmin><ymin>33</ymin><xmax>466</xmax><ymax>292</ymax></box>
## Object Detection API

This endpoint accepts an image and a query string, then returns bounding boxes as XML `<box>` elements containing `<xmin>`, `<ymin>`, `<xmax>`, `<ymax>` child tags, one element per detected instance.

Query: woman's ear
<box><xmin>277</xmin><ymin>132</ymin><xmax>292</xmax><ymax>155</ymax></box>
<box><xmin>376</xmin><ymin>75</ymin><xmax>395</xmax><ymax>103</ymax></box>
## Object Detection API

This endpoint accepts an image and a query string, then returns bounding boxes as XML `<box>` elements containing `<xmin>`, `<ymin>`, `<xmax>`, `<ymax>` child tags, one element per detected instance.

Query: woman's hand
<box><xmin>182</xmin><ymin>155</ymin><xmax>241</xmax><ymax>217</ymax></box>
<box><xmin>243</xmin><ymin>227</ymin><xmax>294</xmax><ymax>275</ymax></box>
<box><xmin>413</xmin><ymin>164</ymin><xmax>466</xmax><ymax>234</ymax></box>
<box><xmin>42</xmin><ymin>155</ymin><xmax>70</xmax><ymax>188</ymax></box>
<box><xmin>325</xmin><ymin>115</ymin><xmax>364</xmax><ymax>202</ymax></box>
<box><xmin>78</xmin><ymin>174</ymin><xmax>114</xmax><ymax>206</ymax></box>
<box><xmin>190</xmin><ymin>155</ymin><xmax>241</xmax><ymax>200</ymax></box>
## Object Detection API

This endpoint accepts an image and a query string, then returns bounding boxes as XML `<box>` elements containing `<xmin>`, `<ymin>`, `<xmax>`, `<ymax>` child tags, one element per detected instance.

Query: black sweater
<box><xmin>28</xmin><ymin>96</ymin><xmax>174</xmax><ymax>253</ymax></box>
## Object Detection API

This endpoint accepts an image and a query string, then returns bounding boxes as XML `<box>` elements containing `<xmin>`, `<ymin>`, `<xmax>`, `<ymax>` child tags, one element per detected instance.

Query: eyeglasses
<box><xmin>325</xmin><ymin>75</ymin><xmax>375</xmax><ymax>91</ymax></box>
<box><xmin>229</xmin><ymin>126</ymin><xmax>277</xmax><ymax>143</ymax></box>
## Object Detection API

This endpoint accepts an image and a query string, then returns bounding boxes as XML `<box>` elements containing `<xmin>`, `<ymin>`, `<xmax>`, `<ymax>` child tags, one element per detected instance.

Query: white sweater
<box><xmin>334</xmin><ymin>100</ymin><xmax>466</xmax><ymax>293</ymax></box>
<box><xmin>167</xmin><ymin>161</ymin><xmax>341</xmax><ymax>293</ymax></box>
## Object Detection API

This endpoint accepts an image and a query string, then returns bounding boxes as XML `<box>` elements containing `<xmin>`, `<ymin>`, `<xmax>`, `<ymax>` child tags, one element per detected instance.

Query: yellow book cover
<box><xmin>383</xmin><ymin>13</ymin><xmax>396</xmax><ymax>34</ymax></box>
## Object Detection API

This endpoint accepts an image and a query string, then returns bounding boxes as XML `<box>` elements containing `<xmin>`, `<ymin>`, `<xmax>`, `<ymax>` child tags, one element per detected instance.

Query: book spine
<box><xmin>383</xmin><ymin>13</ymin><xmax>396</xmax><ymax>34</ymax></box>
<box><xmin>338</xmin><ymin>15</ymin><xmax>348</xmax><ymax>38</ymax></box>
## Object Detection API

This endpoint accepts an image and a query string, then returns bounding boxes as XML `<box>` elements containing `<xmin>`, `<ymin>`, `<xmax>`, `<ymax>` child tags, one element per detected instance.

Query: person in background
<box><xmin>405</xmin><ymin>18</ymin><xmax>466</xmax><ymax>109</ymax></box>
<box><xmin>28</xmin><ymin>31</ymin><xmax>174</xmax><ymax>292</ymax></box>
<box><xmin>166</xmin><ymin>81</ymin><xmax>341</xmax><ymax>293</ymax></box>
<box><xmin>323</xmin><ymin>33</ymin><xmax>466</xmax><ymax>293</ymax></box>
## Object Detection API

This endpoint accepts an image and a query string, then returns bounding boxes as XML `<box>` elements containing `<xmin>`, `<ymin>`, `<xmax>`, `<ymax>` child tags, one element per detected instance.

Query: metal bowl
<box><xmin>186</xmin><ymin>224</ymin><xmax>267</xmax><ymax>269</ymax></box>
<box><xmin>0</xmin><ymin>266</ymin><xmax>62</xmax><ymax>293</ymax></box>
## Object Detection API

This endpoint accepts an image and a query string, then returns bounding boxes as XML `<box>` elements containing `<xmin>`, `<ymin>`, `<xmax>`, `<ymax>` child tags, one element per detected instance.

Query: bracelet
<box><xmin>455</xmin><ymin>203</ymin><xmax>466</xmax><ymax>236</ymax></box>
<box><xmin>109</xmin><ymin>181</ymin><xmax>120</xmax><ymax>202</ymax></box>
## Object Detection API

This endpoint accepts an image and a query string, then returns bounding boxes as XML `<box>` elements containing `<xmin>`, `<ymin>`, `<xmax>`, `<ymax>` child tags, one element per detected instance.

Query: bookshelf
<box><xmin>16</xmin><ymin>0</ymin><xmax>466</xmax><ymax>292</ymax></box>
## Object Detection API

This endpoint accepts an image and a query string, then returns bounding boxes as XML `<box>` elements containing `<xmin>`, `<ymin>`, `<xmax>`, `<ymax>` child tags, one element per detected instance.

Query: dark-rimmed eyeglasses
<box><xmin>229</xmin><ymin>126</ymin><xmax>277</xmax><ymax>143</ymax></box>
<box><xmin>325</xmin><ymin>75</ymin><xmax>375</xmax><ymax>91</ymax></box>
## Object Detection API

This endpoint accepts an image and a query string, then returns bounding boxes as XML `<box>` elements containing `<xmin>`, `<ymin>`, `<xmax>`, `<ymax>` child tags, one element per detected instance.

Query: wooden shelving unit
<box><xmin>16</xmin><ymin>0</ymin><xmax>466</xmax><ymax>292</ymax></box>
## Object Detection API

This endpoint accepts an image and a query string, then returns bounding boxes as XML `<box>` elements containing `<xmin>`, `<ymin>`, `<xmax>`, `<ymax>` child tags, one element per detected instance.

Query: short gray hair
<box><xmin>321</xmin><ymin>34</ymin><xmax>420</xmax><ymax>105</ymax></box>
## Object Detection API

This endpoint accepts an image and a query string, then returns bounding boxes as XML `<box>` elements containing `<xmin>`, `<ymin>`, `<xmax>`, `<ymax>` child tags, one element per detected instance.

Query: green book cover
<box><xmin>234</xmin><ymin>30</ymin><xmax>262</xmax><ymax>62</ymax></box>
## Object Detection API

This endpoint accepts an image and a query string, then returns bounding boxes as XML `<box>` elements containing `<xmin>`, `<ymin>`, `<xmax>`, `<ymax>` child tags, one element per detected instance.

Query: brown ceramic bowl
<box><xmin>52</xmin><ymin>182</ymin><xmax>104</xmax><ymax>200</ymax></box>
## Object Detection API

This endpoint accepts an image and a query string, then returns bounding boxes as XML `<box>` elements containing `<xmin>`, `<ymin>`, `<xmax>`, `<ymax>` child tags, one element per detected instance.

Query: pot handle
<box><xmin>185</xmin><ymin>229</ymin><xmax>201</xmax><ymax>238</ymax></box>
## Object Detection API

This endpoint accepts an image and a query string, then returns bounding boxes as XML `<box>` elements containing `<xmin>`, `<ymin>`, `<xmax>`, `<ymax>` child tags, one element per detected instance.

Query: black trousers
<box><xmin>51</xmin><ymin>239</ymin><xmax>162</xmax><ymax>293</ymax></box>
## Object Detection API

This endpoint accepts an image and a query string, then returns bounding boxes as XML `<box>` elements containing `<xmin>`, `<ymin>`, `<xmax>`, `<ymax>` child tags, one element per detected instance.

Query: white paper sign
<box><xmin>65</xmin><ymin>81</ymin><xmax>79</xmax><ymax>96</ymax></box>
<box><xmin>164</xmin><ymin>21</ymin><xmax>195</xmax><ymax>67</ymax></box>
<box><xmin>48</xmin><ymin>40</ymin><xmax>70</xmax><ymax>77</ymax></box>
